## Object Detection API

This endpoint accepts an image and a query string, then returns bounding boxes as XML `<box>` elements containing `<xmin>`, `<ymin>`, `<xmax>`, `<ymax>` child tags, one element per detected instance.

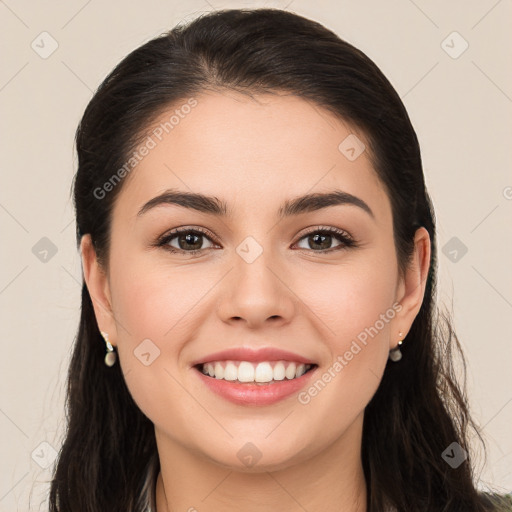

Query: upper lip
<box><xmin>190</xmin><ymin>347</ymin><xmax>317</xmax><ymax>367</ymax></box>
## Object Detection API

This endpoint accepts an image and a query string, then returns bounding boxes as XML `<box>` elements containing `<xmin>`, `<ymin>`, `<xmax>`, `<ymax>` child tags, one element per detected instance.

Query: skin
<box><xmin>81</xmin><ymin>90</ymin><xmax>430</xmax><ymax>512</ymax></box>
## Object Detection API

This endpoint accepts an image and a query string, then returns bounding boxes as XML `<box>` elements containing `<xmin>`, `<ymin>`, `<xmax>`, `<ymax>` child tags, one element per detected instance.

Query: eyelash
<box><xmin>155</xmin><ymin>225</ymin><xmax>357</xmax><ymax>256</ymax></box>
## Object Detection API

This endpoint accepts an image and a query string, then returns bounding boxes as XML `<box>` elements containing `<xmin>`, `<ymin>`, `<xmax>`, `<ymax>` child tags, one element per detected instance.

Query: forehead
<box><xmin>112</xmin><ymin>90</ymin><xmax>389</xmax><ymax>226</ymax></box>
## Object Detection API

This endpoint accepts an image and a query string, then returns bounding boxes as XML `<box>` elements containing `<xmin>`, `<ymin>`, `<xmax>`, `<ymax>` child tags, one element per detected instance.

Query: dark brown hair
<box><xmin>49</xmin><ymin>8</ymin><xmax>510</xmax><ymax>511</ymax></box>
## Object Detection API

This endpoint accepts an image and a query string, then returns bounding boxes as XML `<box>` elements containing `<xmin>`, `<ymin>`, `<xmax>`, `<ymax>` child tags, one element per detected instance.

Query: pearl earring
<box><xmin>389</xmin><ymin>331</ymin><xmax>404</xmax><ymax>362</ymax></box>
<box><xmin>101</xmin><ymin>331</ymin><xmax>117</xmax><ymax>367</ymax></box>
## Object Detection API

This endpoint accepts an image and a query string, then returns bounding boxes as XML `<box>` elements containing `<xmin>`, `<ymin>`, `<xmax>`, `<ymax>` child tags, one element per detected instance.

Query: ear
<box><xmin>80</xmin><ymin>234</ymin><xmax>118</xmax><ymax>347</ymax></box>
<box><xmin>392</xmin><ymin>227</ymin><xmax>431</xmax><ymax>349</ymax></box>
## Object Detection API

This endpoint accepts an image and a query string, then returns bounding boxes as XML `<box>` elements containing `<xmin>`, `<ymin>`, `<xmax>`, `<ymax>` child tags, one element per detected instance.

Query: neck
<box><xmin>154</xmin><ymin>413</ymin><xmax>367</xmax><ymax>512</ymax></box>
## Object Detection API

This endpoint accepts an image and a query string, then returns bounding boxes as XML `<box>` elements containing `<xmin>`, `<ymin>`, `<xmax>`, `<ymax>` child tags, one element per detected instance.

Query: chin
<box><xmin>200</xmin><ymin>440</ymin><xmax>309</xmax><ymax>474</ymax></box>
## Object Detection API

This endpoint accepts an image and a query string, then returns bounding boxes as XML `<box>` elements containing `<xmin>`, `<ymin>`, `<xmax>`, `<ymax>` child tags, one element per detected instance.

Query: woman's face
<box><xmin>82</xmin><ymin>90</ymin><xmax>429</xmax><ymax>471</ymax></box>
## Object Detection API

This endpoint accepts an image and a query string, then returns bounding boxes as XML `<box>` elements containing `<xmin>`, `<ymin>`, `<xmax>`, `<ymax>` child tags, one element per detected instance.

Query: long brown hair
<box><xmin>49</xmin><ymin>8</ymin><xmax>510</xmax><ymax>511</ymax></box>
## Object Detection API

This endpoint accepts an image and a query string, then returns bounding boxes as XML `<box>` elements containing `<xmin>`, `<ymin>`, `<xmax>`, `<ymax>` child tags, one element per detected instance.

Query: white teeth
<box><xmin>214</xmin><ymin>362</ymin><xmax>224</xmax><ymax>379</ymax></box>
<box><xmin>200</xmin><ymin>360</ymin><xmax>313</xmax><ymax>383</ymax></box>
<box><xmin>295</xmin><ymin>364</ymin><xmax>306</xmax><ymax>378</ymax></box>
<box><xmin>285</xmin><ymin>363</ymin><xmax>296</xmax><ymax>380</ymax></box>
<box><xmin>273</xmin><ymin>362</ymin><xmax>286</xmax><ymax>381</ymax></box>
<box><xmin>254</xmin><ymin>362</ymin><xmax>273</xmax><ymax>382</ymax></box>
<box><xmin>238</xmin><ymin>361</ymin><xmax>255</xmax><ymax>382</ymax></box>
<box><xmin>223</xmin><ymin>362</ymin><xmax>238</xmax><ymax>381</ymax></box>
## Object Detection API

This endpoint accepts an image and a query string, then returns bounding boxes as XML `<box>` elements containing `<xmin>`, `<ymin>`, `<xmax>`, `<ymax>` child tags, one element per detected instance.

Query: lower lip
<box><xmin>193</xmin><ymin>366</ymin><xmax>317</xmax><ymax>406</ymax></box>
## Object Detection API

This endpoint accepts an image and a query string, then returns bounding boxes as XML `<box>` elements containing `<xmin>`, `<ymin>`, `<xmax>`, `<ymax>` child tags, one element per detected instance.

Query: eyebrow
<box><xmin>137</xmin><ymin>188</ymin><xmax>374</xmax><ymax>220</ymax></box>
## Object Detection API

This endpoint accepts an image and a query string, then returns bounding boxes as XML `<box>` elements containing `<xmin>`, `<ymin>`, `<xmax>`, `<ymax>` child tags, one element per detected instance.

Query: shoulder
<box><xmin>479</xmin><ymin>492</ymin><xmax>512</xmax><ymax>510</ymax></box>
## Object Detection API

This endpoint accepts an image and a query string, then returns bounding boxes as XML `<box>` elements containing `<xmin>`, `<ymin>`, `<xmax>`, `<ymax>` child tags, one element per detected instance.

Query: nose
<box><xmin>217</xmin><ymin>248</ymin><xmax>296</xmax><ymax>329</ymax></box>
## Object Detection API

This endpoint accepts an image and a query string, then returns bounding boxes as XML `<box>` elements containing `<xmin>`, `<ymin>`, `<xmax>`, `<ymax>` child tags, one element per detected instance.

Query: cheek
<box><xmin>293</xmin><ymin>278</ymin><xmax>396</xmax><ymax>446</ymax></box>
<box><xmin>107</xmin><ymin>259</ymin><xmax>213</xmax><ymax>415</ymax></box>
<box><xmin>291</xmin><ymin>256</ymin><xmax>397</xmax><ymax>406</ymax></box>
<box><xmin>292</xmin><ymin>255</ymin><xmax>397</xmax><ymax>348</ymax></box>
<box><xmin>109</xmin><ymin>255</ymin><xmax>209</xmax><ymax>342</ymax></box>
<box><xmin>108</xmin><ymin>261</ymin><xmax>196</xmax><ymax>424</ymax></box>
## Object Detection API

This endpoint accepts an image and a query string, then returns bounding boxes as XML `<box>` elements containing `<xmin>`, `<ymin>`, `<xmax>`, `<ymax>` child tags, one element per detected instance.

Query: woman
<box><xmin>49</xmin><ymin>8</ymin><xmax>511</xmax><ymax>512</ymax></box>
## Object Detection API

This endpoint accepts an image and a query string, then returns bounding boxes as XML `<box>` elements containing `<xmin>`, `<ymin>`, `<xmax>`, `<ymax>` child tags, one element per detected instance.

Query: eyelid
<box><xmin>296</xmin><ymin>224</ymin><xmax>353</xmax><ymax>240</ymax></box>
<box><xmin>156</xmin><ymin>225</ymin><xmax>219</xmax><ymax>248</ymax></box>
<box><xmin>292</xmin><ymin>225</ymin><xmax>356</xmax><ymax>252</ymax></box>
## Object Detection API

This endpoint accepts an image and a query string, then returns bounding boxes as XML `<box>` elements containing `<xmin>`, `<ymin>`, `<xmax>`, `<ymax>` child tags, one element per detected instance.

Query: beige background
<box><xmin>1</xmin><ymin>0</ymin><xmax>511</xmax><ymax>509</ymax></box>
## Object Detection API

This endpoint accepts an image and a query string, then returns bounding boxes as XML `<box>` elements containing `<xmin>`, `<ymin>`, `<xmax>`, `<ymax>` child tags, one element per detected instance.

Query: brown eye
<box><xmin>294</xmin><ymin>227</ymin><xmax>355</xmax><ymax>253</ymax></box>
<box><xmin>157</xmin><ymin>227</ymin><xmax>217</xmax><ymax>255</ymax></box>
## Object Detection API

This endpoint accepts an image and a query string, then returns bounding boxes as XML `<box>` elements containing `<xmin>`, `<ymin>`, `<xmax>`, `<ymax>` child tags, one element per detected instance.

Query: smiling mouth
<box><xmin>194</xmin><ymin>360</ymin><xmax>318</xmax><ymax>385</ymax></box>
